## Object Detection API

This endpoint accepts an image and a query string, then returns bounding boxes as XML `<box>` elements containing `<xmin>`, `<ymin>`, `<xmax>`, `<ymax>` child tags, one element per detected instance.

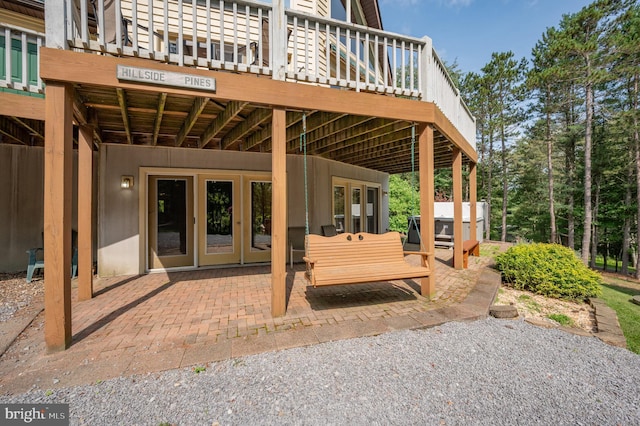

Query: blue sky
<box><xmin>378</xmin><ymin>0</ymin><xmax>593</xmax><ymax>74</ymax></box>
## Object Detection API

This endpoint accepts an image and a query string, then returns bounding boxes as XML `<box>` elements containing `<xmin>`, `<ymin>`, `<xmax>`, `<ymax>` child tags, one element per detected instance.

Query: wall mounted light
<box><xmin>383</xmin><ymin>191</ymin><xmax>389</xmax><ymax>196</ymax></box>
<box><xmin>121</xmin><ymin>175</ymin><xmax>134</xmax><ymax>189</ymax></box>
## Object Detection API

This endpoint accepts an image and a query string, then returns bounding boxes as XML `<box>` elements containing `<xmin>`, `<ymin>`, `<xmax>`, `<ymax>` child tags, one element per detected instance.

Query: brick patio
<box><xmin>0</xmin><ymin>247</ymin><xmax>501</xmax><ymax>394</ymax></box>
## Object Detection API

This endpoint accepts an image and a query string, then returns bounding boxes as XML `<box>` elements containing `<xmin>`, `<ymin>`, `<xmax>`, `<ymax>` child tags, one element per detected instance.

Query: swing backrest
<box><xmin>305</xmin><ymin>232</ymin><xmax>406</xmax><ymax>268</ymax></box>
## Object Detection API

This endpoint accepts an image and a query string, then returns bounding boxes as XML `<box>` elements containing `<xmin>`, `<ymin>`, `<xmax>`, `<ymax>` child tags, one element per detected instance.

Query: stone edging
<box><xmin>589</xmin><ymin>298</ymin><xmax>627</xmax><ymax>349</ymax></box>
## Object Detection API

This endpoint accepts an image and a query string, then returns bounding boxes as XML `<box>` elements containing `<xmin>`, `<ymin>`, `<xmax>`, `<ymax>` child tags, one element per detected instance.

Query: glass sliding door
<box><xmin>198</xmin><ymin>175</ymin><xmax>241</xmax><ymax>265</ymax></box>
<box><xmin>148</xmin><ymin>176</ymin><xmax>194</xmax><ymax>269</ymax></box>
<box><xmin>333</xmin><ymin>177</ymin><xmax>381</xmax><ymax>234</ymax></box>
<box><xmin>243</xmin><ymin>177</ymin><xmax>272</xmax><ymax>263</ymax></box>
<box><xmin>351</xmin><ymin>186</ymin><xmax>362</xmax><ymax>233</ymax></box>
<box><xmin>366</xmin><ymin>187</ymin><xmax>379</xmax><ymax>233</ymax></box>
<box><xmin>333</xmin><ymin>185</ymin><xmax>346</xmax><ymax>233</ymax></box>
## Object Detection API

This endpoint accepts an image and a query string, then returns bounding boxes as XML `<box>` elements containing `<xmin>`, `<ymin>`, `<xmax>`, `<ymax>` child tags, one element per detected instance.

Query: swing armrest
<box><xmin>302</xmin><ymin>256</ymin><xmax>316</xmax><ymax>266</ymax></box>
<box><xmin>403</xmin><ymin>251</ymin><xmax>432</xmax><ymax>257</ymax></box>
<box><xmin>403</xmin><ymin>251</ymin><xmax>432</xmax><ymax>268</ymax></box>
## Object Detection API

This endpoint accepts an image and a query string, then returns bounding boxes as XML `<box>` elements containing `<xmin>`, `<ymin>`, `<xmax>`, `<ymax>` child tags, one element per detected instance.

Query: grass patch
<box><xmin>593</xmin><ymin>256</ymin><xmax>636</xmax><ymax>274</ymax></box>
<box><xmin>599</xmin><ymin>278</ymin><xmax>640</xmax><ymax>354</ymax></box>
<box><xmin>547</xmin><ymin>313</ymin><xmax>573</xmax><ymax>326</ymax></box>
<box><xmin>480</xmin><ymin>244</ymin><xmax>501</xmax><ymax>258</ymax></box>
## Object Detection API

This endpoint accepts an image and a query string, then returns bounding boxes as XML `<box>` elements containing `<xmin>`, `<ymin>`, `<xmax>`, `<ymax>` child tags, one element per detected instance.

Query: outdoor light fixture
<box><xmin>121</xmin><ymin>176</ymin><xmax>134</xmax><ymax>189</ymax></box>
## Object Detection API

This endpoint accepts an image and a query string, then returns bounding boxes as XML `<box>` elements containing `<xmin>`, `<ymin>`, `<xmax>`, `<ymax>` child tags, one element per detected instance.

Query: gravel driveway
<box><xmin>2</xmin><ymin>317</ymin><xmax>639</xmax><ymax>425</ymax></box>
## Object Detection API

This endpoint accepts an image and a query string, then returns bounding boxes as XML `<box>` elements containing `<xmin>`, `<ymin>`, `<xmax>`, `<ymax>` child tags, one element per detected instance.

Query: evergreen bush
<box><xmin>495</xmin><ymin>243</ymin><xmax>602</xmax><ymax>299</ymax></box>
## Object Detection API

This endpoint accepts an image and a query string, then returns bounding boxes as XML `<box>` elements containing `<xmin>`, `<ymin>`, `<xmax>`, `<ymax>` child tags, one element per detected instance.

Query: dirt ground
<box><xmin>493</xmin><ymin>285</ymin><xmax>596</xmax><ymax>332</ymax></box>
<box><xmin>0</xmin><ymin>273</ymin><xmax>43</xmax><ymax>323</ymax></box>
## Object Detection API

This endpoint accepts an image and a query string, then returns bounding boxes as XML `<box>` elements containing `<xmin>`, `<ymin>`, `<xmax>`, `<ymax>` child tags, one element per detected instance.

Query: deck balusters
<box><xmin>50</xmin><ymin>0</ymin><xmax>476</xmax><ymax>148</ymax></box>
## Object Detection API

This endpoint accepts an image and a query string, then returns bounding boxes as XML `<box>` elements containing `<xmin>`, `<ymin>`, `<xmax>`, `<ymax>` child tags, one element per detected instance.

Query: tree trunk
<box><xmin>546</xmin><ymin>87</ymin><xmax>557</xmax><ymax>244</ymax></box>
<box><xmin>486</xmin><ymin>132</ymin><xmax>494</xmax><ymax>241</ymax></box>
<box><xmin>501</xmin><ymin>123</ymin><xmax>508</xmax><ymax>242</ymax></box>
<box><xmin>581</xmin><ymin>69</ymin><xmax>593</xmax><ymax>265</ymax></box>
<box><xmin>634</xmin><ymin>73</ymin><xmax>640</xmax><ymax>279</ymax></box>
<box><xmin>590</xmin><ymin>179</ymin><xmax>599</xmax><ymax>269</ymax></box>
<box><xmin>622</xmin><ymin>159</ymin><xmax>632</xmax><ymax>274</ymax></box>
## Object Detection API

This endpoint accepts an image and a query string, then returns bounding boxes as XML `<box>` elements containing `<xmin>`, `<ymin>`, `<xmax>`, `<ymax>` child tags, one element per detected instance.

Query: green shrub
<box><xmin>495</xmin><ymin>243</ymin><xmax>602</xmax><ymax>299</ymax></box>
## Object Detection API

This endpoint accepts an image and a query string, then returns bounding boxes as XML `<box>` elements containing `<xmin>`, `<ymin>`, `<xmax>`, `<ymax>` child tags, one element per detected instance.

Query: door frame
<box><xmin>139</xmin><ymin>167</ymin><xmax>273</xmax><ymax>273</ymax></box>
<box><xmin>148</xmin><ymin>175</ymin><xmax>195</xmax><ymax>269</ymax></box>
<box><xmin>331</xmin><ymin>176</ymin><xmax>382</xmax><ymax>234</ymax></box>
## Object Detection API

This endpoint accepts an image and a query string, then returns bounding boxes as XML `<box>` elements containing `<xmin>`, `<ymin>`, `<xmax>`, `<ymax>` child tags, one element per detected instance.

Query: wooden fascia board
<box><xmin>0</xmin><ymin>92</ymin><xmax>44</xmax><ymax>120</ymax></box>
<box><xmin>432</xmin><ymin>107</ymin><xmax>477</xmax><ymax>163</ymax></box>
<box><xmin>40</xmin><ymin>48</ymin><xmax>435</xmax><ymax>123</ymax></box>
<box><xmin>175</xmin><ymin>96</ymin><xmax>210</xmax><ymax>147</ymax></box>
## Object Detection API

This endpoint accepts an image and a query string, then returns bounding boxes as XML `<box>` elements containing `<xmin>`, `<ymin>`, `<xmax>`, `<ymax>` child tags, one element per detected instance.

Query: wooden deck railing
<box><xmin>46</xmin><ymin>0</ymin><xmax>476</xmax><ymax>148</ymax></box>
<box><xmin>1</xmin><ymin>24</ymin><xmax>44</xmax><ymax>94</ymax></box>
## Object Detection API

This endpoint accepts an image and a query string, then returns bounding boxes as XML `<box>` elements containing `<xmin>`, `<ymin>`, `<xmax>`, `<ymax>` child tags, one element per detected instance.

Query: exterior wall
<box><xmin>0</xmin><ymin>145</ymin><xmax>98</xmax><ymax>273</ymax></box>
<box><xmin>98</xmin><ymin>144</ymin><xmax>389</xmax><ymax>276</ymax></box>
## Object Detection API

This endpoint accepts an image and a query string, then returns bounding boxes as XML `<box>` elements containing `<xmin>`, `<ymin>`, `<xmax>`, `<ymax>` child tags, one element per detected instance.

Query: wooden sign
<box><xmin>116</xmin><ymin>65</ymin><xmax>216</xmax><ymax>92</ymax></box>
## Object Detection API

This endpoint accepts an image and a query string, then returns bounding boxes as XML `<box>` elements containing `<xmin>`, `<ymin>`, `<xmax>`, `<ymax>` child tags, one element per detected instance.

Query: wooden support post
<box><xmin>419</xmin><ymin>123</ymin><xmax>436</xmax><ymax>298</ymax></box>
<box><xmin>78</xmin><ymin>125</ymin><xmax>93</xmax><ymax>301</ymax></box>
<box><xmin>452</xmin><ymin>147</ymin><xmax>463</xmax><ymax>269</ymax></box>
<box><xmin>469</xmin><ymin>162</ymin><xmax>477</xmax><ymax>242</ymax></box>
<box><xmin>271</xmin><ymin>107</ymin><xmax>287</xmax><ymax>317</ymax></box>
<box><xmin>44</xmin><ymin>82</ymin><xmax>73</xmax><ymax>352</ymax></box>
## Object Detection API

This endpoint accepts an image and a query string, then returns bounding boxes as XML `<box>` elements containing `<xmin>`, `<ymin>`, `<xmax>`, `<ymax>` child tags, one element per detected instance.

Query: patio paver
<box><xmin>0</xmin><ymin>246</ymin><xmax>502</xmax><ymax>395</ymax></box>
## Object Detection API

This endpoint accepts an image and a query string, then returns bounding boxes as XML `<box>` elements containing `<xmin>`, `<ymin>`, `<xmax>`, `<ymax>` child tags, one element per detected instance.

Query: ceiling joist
<box><xmin>152</xmin><ymin>92</ymin><xmax>168</xmax><ymax>146</ymax></box>
<box><xmin>199</xmin><ymin>101</ymin><xmax>248</xmax><ymax>149</ymax></box>
<box><xmin>176</xmin><ymin>96</ymin><xmax>209</xmax><ymax>147</ymax></box>
<box><xmin>116</xmin><ymin>88</ymin><xmax>132</xmax><ymax>144</ymax></box>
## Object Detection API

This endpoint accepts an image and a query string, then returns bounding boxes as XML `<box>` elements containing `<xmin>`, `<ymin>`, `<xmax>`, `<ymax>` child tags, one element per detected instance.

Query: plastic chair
<box><xmin>26</xmin><ymin>230</ymin><xmax>78</xmax><ymax>283</ymax></box>
<box><xmin>288</xmin><ymin>226</ymin><xmax>306</xmax><ymax>268</ymax></box>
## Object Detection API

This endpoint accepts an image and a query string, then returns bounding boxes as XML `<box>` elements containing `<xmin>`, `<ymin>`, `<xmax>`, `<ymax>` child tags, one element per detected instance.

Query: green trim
<box><xmin>0</xmin><ymin>86</ymin><xmax>44</xmax><ymax>98</ymax></box>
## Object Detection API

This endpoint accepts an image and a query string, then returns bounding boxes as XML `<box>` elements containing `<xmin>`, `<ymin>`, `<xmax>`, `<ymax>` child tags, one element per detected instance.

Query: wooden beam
<box><xmin>0</xmin><ymin>92</ymin><xmax>45</xmax><ymax>120</ymax></box>
<box><xmin>300</xmin><ymin>116</ymin><xmax>379</xmax><ymax>153</ymax></box>
<box><xmin>283</xmin><ymin>112</ymin><xmax>346</xmax><ymax>152</ymax></box>
<box><xmin>152</xmin><ymin>92</ymin><xmax>168</xmax><ymax>146</ymax></box>
<box><xmin>221</xmin><ymin>108</ymin><xmax>272</xmax><ymax>150</ymax></box>
<box><xmin>271</xmin><ymin>107</ymin><xmax>287</xmax><ymax>317</ymax></box>
<box><xmin>350</xmin><ymin>143</ymin><xmax>452</xmax><ymax>169</ymax></box>
<box><xmin>469</xmin><ymin>162</ymin><xmax>477</xmax><ymax>242</ymax></box>
<box><xmin>452</xmin><ymin>147</ymin><xmax>463</xmax><ymax>269</ymax></box>
<box><xmin>10</xmin><ymin>116</ymin><xmax>44</xmax><ymax>139</ymax></box>
<box><xmin>199</xmin><ymin>101</ymin><xmax>248</xmax><ymax>149</ymax></box>
<box><xmin>73</xmin><ymin>93</ymin><xmax>103</xmax><ymax>147</ymax></box>
<box><xmin>116</xmin><ymin>88</ymin><xmax>132</xmax><ymax>144</ymax></box>
<box><xmin>78</xmin><ymin>125</ymin><xmax>93</xmax><ymax>301</ymax></box>
<box><xmin>176</xmin><ymin>96</ymin><xmax>209</xmax><ymax>147</ymax></box>
<box><xmin>313</xmin><ymin>120</ymin><xmax>408</xmax><ymax>156</ymax></box>
<box><xmin>243</xmin><ymin>111</ymin><xmax>303</xmax><ymax>151</ymax></box>
<box><xmin>44</xmin><ymin>81</ymin><xmax>73</xmax><ymax>352</ymax></box>
<box><xmin>419</xmin><ymin>123</ymin><xmax>436</xmax><ymax>298</ymax></box>
<box><xmin>84</xmin><ymin>103</ymin><xmax>222</xmax><ymax>118</ymax></box>
<box><xmin>0</xmin><ymin>118</ymin><xmax>29</xmax><ymax>145</ymax></box>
